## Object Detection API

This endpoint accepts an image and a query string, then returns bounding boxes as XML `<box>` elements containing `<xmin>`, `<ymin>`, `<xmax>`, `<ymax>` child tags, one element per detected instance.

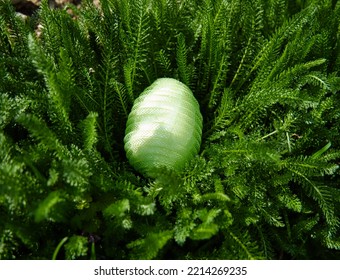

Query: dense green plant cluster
<box><xmin>1</xmin><ymin>0</ymin><xmax>339</xmax><ymax>259</ymax></box>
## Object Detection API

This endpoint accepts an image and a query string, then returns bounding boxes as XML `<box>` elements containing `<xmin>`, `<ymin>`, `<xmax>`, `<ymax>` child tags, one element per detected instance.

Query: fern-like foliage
<box><xmin>0</xmin><ymin>0</ymin><xmax>339</xmax><ymax>260</ymax></box>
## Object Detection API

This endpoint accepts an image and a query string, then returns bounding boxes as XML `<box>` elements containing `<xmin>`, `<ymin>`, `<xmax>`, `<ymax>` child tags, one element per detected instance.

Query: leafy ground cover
<box><xmin>0</xmin><ymin>0</ymin><xmax>339</xmax><ymax>259</ymax></box>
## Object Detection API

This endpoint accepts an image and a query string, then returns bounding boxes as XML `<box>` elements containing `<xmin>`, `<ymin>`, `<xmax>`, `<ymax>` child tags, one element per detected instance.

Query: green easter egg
<box><xmin>124</xmin><ymin>78</ymin><xmax>203</xmax><ymax>178</ymax></box>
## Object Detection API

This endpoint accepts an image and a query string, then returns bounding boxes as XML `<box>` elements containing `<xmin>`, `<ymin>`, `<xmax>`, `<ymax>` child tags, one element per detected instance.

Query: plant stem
<box><xmin>52</xmin><ymin>237</ymin><xmax>68</xmax><ymax>260</ymax></box>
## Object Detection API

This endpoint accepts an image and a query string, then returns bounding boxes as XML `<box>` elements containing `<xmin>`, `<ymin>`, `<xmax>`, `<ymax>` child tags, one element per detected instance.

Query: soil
<box><xmin>12</xmin><ymin>0</ymin><xmax>82</xmax><ymax>16</ymax></box>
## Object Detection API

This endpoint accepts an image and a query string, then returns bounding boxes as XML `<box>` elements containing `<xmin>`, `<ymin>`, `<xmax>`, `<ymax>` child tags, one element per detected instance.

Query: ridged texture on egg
<box><xmin>124</xmin><ymin>78</ymin><xmax>203</xmax><ymax>178</ymax></box>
